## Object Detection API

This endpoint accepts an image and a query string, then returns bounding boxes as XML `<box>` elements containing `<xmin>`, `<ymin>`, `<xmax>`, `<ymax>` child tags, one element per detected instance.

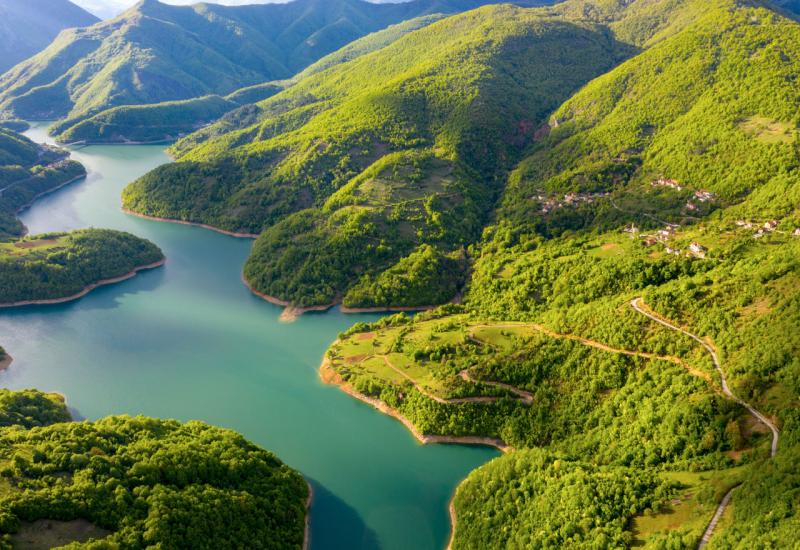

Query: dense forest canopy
<box><xmin>0</xmin><ymin>389</ymin><xmax>308</xmax><ymax>549</ymax></box>
<box><xmin>0</xmin><ymin>229</ymin><xmax>164</xmax><ymax>304</ymax></box>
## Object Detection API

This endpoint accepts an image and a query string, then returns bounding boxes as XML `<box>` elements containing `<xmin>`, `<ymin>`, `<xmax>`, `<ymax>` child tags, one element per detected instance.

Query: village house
<box><xmin>652</xmin><ymin>177</ymin><xmax>683</xmax><ymax>190</ymax></box>
<box><xmin>694</xmin><ymin>190</ymin><xmax>716</xmax><ymax>202</ymax></box>
<box><xmin>689</xmin><ymin>242</ymin><xmax>707</xmax><ymax>258</ymax></box>
<box><xmin>643</xmin><ymin>237</ymin><xmax>659</xmax><ymax>246</ymax></box>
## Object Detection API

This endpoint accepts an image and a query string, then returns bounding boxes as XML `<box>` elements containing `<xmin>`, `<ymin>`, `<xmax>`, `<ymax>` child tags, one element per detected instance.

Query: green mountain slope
<box><xmin>124</xmin><ymin>4</ymin><xmax>632</xmax><ymax>308</ymax></box>
<box><xmin>318</xmin><ymin>0</ymin><xmax>800</xmax><ymax>546</ymax></box>
<box><xmin>0</xmin><ymin>0</ymin><xmax>98</xmax><ymax>74</ymax></box>
<box><xmin>0</xmin><ymin>128</ymin><xmax>86</xmax><ymax>237</ymax></box>
<box><xmin>48</xmin><ymin>14</ymin><xmax>447</xmax><ymax>145</ymax></box>
<box><xmin>0</xmin><ymin>0</ymin><xmax>550</xmax><ymax>122</ymax></box>
<box><xmin>0</xmin><ymin>389</ymin><xmax>308</xmax><ymax>548</ymax></box>
<box><xmin>502</xmin><ymin>0</ymin><xmax>800</xmax><ymax>236</ymax></box>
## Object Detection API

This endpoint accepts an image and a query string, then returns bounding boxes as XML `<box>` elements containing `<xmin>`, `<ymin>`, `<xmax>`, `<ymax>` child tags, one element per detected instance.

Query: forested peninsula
<box><xmin>0</xmin><ymin>230</ymin><xmax>165</xmax><ymax>307</ymax></box>
<box><xmin>0</xmin><ymin>127</ymin><xmax>85</xmax><ymax>238</ymax></box>
<box><xmin>0</xmin><ymin>388</ymin><xmax>309</xmax><ymax>548</ymax></box>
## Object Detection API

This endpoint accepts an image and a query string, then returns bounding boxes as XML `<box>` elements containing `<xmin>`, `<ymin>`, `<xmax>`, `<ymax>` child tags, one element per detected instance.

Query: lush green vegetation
<box><xmin>0</xmin><ymin>128</ymin><xmax>86</xmax><ymax>237</ymax></box>
<box><xmin>0</xmin><ymin>0</ymin><xmax>98</xmax><ymax>74</ymax></box>
<box><xmin>49</xmin><ymin>83</ymin><xmax>285</xmax><ymax>145</ymax></box>
<box><xmin>127</xmin><ymin>4</ymin><xmax>630</xmax><ymax>307</ymax></box>
<box><xmin>48</xmin><ymin>13</ymin><xmax>453</xmax><ymax>145</ymax></box>
<box><xmin>0</xmin><ymin>0</ymin><xmax>543</xmax><ymax>123</ymax></box>
<box><xmin>0</xmin><ymin>229</ymin><xmax>164</xmax><ymax>304</ymax></box>
<box><xmin>0</xmin><ymin>390</ymin><xmax>70</xmax><ymax>429</ymax></box>
<box><xmin>453</xmin><ymin>450</ymin><xmax>671</xmax><ymax>548</ymax></box>
<box><xmin>314</xmin><ymin>1</ymin><xmax>800</xmax><ymax>546</ymax></box>
<box><xmin>0</xmin><ymin>389</ymin><xmax>308</xmax><ymax>549</ymax></box>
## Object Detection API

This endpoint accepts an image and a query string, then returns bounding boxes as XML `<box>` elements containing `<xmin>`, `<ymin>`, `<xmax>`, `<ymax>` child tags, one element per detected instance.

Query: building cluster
<box><xmin>633</xmin><ymin>224</ymin><xmax>706</xmax><ymax>258</ymax></box>
<box><xmin>736</xmin><ymin>219</ymin><xmax>781</xmax><ymax>239</ymax></box>
<box><xmin>651</xmin><ymin>178</ymin><xmax>683</xmax><ymax>190</ymax></box>
<box><xmin>651</xmin><ymin>178</ymin><xmax>716</xmax><ymax>213</ymax></box>
<box><xmin>535</xmin><ymin>192</ymin><xmax>609</xmax><ymax>214</ymax></box>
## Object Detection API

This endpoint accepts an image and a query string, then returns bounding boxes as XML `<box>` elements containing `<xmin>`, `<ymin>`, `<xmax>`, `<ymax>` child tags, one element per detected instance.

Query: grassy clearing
<box><xmin>632</xmin><ymin>467</ymin><xmax>748</xmax><ymax>546</ymax></box>
<box><xmin>0</xmin><ymin>236</ymin><xmax>66</xmax><ymax>257</ymax></box>
<box><xmin>738</xmin><ymin>116</ymin><xmax>796</xmax><ymax>144</ymax></box>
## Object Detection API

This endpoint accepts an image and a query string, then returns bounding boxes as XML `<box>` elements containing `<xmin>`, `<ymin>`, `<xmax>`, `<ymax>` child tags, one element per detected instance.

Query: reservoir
<box><xmin>0</xmin><ymin>123</ymin><xmax>497</xmax><ymax>550</ymax></box>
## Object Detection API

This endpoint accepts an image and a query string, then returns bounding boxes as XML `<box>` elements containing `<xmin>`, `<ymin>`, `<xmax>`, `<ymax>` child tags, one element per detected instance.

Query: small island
<box><xmin>0</xmin><ymin>387</ymin><xmax>309</xmax><ymax>548</ymax></box>
<box><xmin>0</xmin><ymin>229</ymin><xmax>165</xmax><ymax>306</ymax></box>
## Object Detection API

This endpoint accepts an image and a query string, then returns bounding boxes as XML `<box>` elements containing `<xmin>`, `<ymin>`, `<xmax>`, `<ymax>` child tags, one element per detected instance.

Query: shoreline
<box><xmin>303</xmin><ymin>480</ymin><xmax>314</xmax><ymax>550</ymax></box>
<box><xmin>0</xmin><ymin>258</ymin><xmax>166</xmax><ymax>308</ymax></box>
<box><xmin>122</xmin><ymin>209</ymin><xmax>259</xmax><ymax>239</ymax></box>
<box><xmin>320</xmin><ymin>356</ymin><xmax>510</xmax><ymax>452</ymax></box>
<box><xmin>58</xmin><ymin>137</ymin><xmax>177</xmax><ymax>147</ymax></box>
<box><xmin>339</xmin><ymin>304</ymin><xmax>436</xmax><ymax>314</ymax></box>
<box><xmin>243</xmin><ymin>277</ymin><xmax>448</xmax><ymax>322</ymax></box>
<box><xmin>241</xmin><ymin>275</ymin><xmax>337</xmax><ymax>322</ymax></box>
<box><xmin>446</xmin><ymin>497</ymin><xmax>457</xmax><ymax>550</ymax></box>
<box><xmin>15</xmin><ymin>172</ymin><xmax>87</xmax><ymax>231</ymax></box>
<box><xmin>0</xmin><ymin>353</ymin><xmax>12</xmax><ymax>371</ymax></box>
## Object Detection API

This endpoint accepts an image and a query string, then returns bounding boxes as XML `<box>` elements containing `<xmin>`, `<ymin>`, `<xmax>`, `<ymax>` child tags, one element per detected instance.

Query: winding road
<box><xmin>631</xmin><ymin>298</ymin><xmax>779</xmax><ymax>457</ymax></box>
<box><xmin>378</xmin><ymin>355</ymin><xmax>530</xmax><ymax>405</ymax></box>
<box><xmin>631</xmin><ymin>298</ymin><xmax>780</xmax><ymax>549</ymax></box>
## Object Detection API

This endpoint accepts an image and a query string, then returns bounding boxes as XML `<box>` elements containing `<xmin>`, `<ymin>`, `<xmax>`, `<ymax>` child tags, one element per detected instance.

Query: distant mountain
<box><xmin>0</xmin><ymin>0</ymin><xmax>550</xmax><ymax>122</ymax></box>
<box><xmin>48</xmin><ymin>14</ymin><xmax>448</xmax><ymax>145</ymax></box>
<box><xmin>0</xmin><ymin>0</ymin><xmax>99</xmax><ymax>73</ymax></box>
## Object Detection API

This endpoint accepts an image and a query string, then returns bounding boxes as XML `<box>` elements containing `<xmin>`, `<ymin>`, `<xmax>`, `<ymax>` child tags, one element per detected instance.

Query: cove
<box><xmin>0</xmin><ymin>123</ymin><xmax>498</xmax><ymax>550</ymax></box>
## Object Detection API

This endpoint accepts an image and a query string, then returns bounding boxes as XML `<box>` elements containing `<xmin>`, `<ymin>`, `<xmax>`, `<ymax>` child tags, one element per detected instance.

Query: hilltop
<box><xmin>0</xmin><ymin>0</ymin><xmax>550</xmax><ymax>123</ymax></box>
<box><xmin>0</xmin><ymin>0</ymin><xmax>98</xmax><ymax>74</ymax></box>
<box><xmin>48</xmin><ymin>14</ymin><xmax>447</xmax><ymax>145</ymax></box>
<box><xmin>124</xmin><ymin>3</ymin><xmax>639</xmax><ymax>310</ymax></box>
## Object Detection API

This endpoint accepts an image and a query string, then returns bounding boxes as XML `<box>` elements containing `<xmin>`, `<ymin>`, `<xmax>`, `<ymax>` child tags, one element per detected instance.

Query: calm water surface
<box><xmin>0</xmin><ymin>123</ymin><xmax>497</xmax><ymax>550</ymax></box>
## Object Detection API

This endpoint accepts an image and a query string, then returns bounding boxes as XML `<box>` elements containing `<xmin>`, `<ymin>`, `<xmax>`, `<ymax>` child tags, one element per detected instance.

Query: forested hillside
<box><xmin>125</xmin><ymin>4</ymin><xmax>634</xmax><ymax>309</ymax></box>
<box><xmin>0</xmin><ymin>128</ymin><xmax>86</xmax><ymax>237</ymax></box>
<box><xmin>319</xmin><ymin>0</ymin><xmax>800</xmax><ymax>546</ymax></box>
<box><xmin>48</xmin><ymin>14</ymin><xmax>447</xmax><ymax>145</ymax></box>
<box><xmin>0</xmin><ymin>0</ymin><xmax>549</xmax><ymax>124</ymax></box>
<box><xmin>0</xmin><ymin>0</ymin><xmax>98</xmax><ymax>73</ymax></box>
<box><xmin>0</xmin><ymin>229</ymin><xmax>164</xmax><ymax>305</ymax></box>
<box><xmin>0</xmin><ymin>389</ymin><xmax>308</xmax><ymax>548</ymax></box>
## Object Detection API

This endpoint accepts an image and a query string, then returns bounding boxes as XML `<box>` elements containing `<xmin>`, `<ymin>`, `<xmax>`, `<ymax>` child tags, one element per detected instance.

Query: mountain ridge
<box><xmin>0</xmin><ymin>0</ymin><xmax>99</xmax><ymax>74</ymax></box>
<box><xmin>0</xmin><ymin>0</ymin><xmax>553</xmax><ymax>122</ymax></box>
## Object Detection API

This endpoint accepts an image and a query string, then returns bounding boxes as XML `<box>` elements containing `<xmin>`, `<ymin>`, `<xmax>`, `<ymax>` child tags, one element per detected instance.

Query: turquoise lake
<box><xmin>0</xmin><ymin>123</ymin><xmax>498</xmax><ymax>549</ymax></box>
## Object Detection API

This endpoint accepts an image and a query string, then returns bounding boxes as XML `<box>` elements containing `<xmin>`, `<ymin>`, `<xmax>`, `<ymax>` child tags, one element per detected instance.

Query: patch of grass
<box><xmin>738</xmin><ymin>116</ymin><xmax>796</xmax><ymax>144</ymax></box>
<box><xmin>632</xmin><ymin>467</ymin><xmax>747</xmax><ymax>546</ymax></box>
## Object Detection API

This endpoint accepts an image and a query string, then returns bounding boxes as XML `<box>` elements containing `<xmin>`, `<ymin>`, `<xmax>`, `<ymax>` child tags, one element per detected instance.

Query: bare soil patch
<box><xmin>11</xmin><ymin>519</ymin><xmax>110</xmax><ymax>549</ymax></box>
